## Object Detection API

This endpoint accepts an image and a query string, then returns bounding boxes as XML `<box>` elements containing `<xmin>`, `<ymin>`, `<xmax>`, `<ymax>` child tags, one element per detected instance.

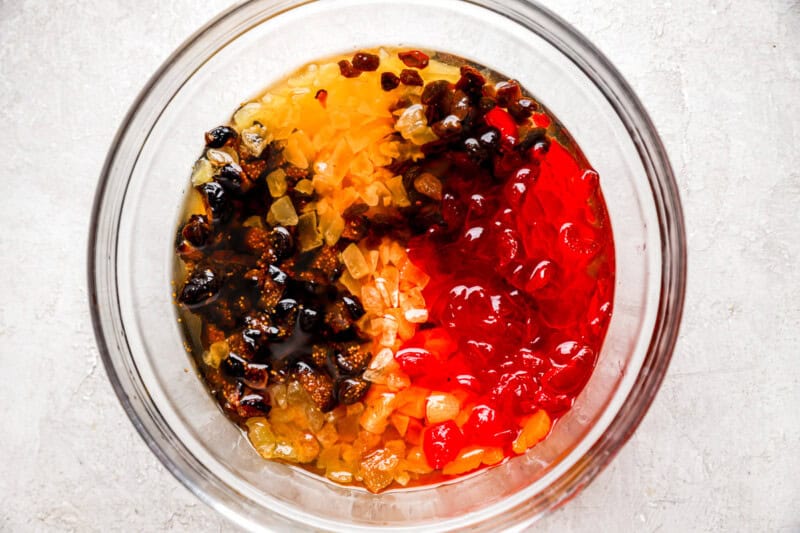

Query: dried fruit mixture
<box><xmin>175</xmin><ymin>48</ymin><xmax>615</xmax><ymax>492</ymax></box>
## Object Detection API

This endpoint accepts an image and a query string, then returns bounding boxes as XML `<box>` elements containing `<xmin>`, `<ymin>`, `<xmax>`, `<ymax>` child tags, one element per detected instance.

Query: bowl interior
<box><xmin>94</xmin><ymin>0</ymin><xmax>674</xmax><ymax>530</ymax></box>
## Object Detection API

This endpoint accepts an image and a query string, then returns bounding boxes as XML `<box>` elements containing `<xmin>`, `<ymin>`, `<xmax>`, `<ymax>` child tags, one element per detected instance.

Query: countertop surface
<box><xmin>1</xmin><ymin>1</ymin><xmax>798</xmax><ymax>531</ymax></box>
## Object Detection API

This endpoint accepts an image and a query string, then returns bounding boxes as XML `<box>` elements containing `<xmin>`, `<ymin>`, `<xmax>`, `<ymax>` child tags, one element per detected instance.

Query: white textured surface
<box><xmin>1</xmin><ymin>0</ymin><xmax>798</xmax><ymax>531</ymax></box>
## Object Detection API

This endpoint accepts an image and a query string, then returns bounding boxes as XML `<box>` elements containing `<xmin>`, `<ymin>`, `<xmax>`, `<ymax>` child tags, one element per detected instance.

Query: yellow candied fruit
<box><xmin>425</xmin><ymin>392</ymin><xmax>461</xmax><ymax>424</ymax></box>
<box><xmin>512</xmin><ymin>410</ymin><xmax>552</xmax><ymax>454</ymax></box>
<box><xmin>203</xmin><ymin>340</ymin><xmax>229</xmax><ymax>368</ymax></box>
<box><xmin>295</xmin><ymin>178</ymin><xmax>314</xmax><ymax>195</ymax></box>
<box><xmin>297</xmin><ymin>211</ymin><xmax>323</xmax><ymax>252</ymax></box>
<box><xmin>266</xmin><ymin>169</ymin><xmax>287</xmax><ymax>197</ymax></box>
<box><xmin>342</xmin><ymin>243</ymin><xmax>371</xmax><ymax>279</ymax></box>
<box><xmin>268</xmin><ymin>195</ymin><xmax>299</xmax><ymax>226</ymax></box>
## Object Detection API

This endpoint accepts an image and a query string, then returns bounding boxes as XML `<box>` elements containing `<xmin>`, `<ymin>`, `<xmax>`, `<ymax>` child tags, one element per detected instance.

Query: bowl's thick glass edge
<box><xmin>87</xmin><ymin>0</ymin><xmax>688</xmax><ymax>530</ymax></box>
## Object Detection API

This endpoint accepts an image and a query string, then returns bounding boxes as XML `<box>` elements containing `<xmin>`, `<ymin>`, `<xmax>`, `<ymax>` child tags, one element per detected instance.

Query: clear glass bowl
<box><xmin>88</xmin><ymin>0</ymin><xmax>686</xmax><ymax>530</ymax></box>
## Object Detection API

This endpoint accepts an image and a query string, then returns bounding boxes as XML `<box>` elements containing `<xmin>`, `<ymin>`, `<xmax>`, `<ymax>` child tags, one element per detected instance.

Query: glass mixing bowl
<box><xmin>88</xmin><ymin>0</ymin><xmax>686</xmax><ymax>530</ymax></box>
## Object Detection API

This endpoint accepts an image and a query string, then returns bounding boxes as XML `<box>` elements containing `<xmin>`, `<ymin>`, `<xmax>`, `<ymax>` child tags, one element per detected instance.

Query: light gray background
<box><xmin>1</xmin><ymin>0</ymin><xmax>798</xmax><ymax>531</ymax></box>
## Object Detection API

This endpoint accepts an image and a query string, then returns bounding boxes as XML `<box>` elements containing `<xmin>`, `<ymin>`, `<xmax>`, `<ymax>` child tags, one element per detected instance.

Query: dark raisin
<box><xmin>243</xmin><ymin>362</ymin><xmax>270</xmax><ymax>389</ymax></box>
<box><xmin>338</xmin><ymin>59</ymin><xmax>360</xmax><ymax>78</ymax></box>
<box><xmin>292</xmin><ymin>361</ymin><xmax>335</xmax><ymax>411</ymax></box>
<box><xmin>337</xmin><ymin>377</ymin><xmax>369</xmax><ymax>405</ymax></box>
<box><xmin>341</xmin><ymin>295</ymin><xmax>366</xmax><ymax>319</ymax></box>
<box><xmin>239</xmin><ymin>393</ymin><xmax>271</xmax><ymax>414</ymax></box>
<box><xmin>509</xmin><ymin>97</ymin><xmax>538</xmax><ymax>122</ymax></box>
<box><xmin>269</xmin><ymin>226</ymin><xmax>294</xmax><ymax>261</ymax></box>
<box><xmin>352</xmin><ymin>52</ymin><xmax>380</xmax><ymax>71</ymax></box>
<box><xmin>455</xmin><ymin>65</ymin><xmax>486</xmax><ymax>97</ymax></box>
<box><xmin>241</xmin><ymin>327</ymin><xmax>264</xmax><ymax>353</ymax></box>
<box><xmin>205</xmin><ymin>126</ymin><xmax>236</xmax><ymax>148</ymax></box>
<box><xmin>380</xmin><ymin>72</ymin><xmax>401</xmax><ymax>91</ymax></box>
<box><xmin>178</xmin><ymin>268</ymin><xmax>221</xmax><ymax>308</ymax></box>
<box><xmin>273</xmin><ymin>298</ymin><xmax>299</xmax><ymax>319</ymax></box>
<box><xmin>463</xmin><ymin>137</ymin><xmax>487</xmax><ymax>163</ymax></box>
<box><xmin>421</xmin><ymin>80</ymin><xmax>451</xmax><ymax>105</ymax></box>
<box><xmin>479</xmin><ymin>128</ymin><xmax>501</xmax><ymax>150</ymax></box>
<box><xmin>181</xmin><ymin>214</ymin><xmax>211</xmax><ymax>247</ymax></box>
<box><xmin>450</xmin><ymin>90</ymin><xmax>474</xmax><ymax>122</ymax></box>
<box><xmin>432</xmin><ymin>115</ymin><xmax>463</xmax><ymax>138</ymax></box>
<box><xmin>399</xmin><ymin>69</ymin><xmax>423</xmax><ymax>86</ymax></box>
<box><xmin>495</xmin><ymin>80</ymin><xmax>522</xmax><ymax>107</ymax></box>
<box><xmin>398</xmin><ymin>50</ymin><xmax>429</xmax><ymax>69</ymax></box>
<box><xmin>267</xmin><ymin>265</ymin><xmax>288</xmax><ymax>285</ymax></box>
<box><xmin>478</xmin><ymin>96</ymin><xmax>497</xmax><ymax>114</ymax></box>
<box><xmin>518</xmin><ymin>127</ymin><xmax>548</xmax><ymax>152</ymax></box>
<box><xmin>215</xmin><ymin>164</ymin><xmax>245</xmax><ymax>192</ymax></box>
<box><xmin>200</xmin><ymin>181</ymin><xmax>233</xmax><ymax>223</ymax></box>
<box><xmin>299</xmin><ymin>306</ymin><xmax>321</xmax><ymax>333</ymax></box>
<box><xmin>221</xmin><ymin>353</ymin><xmax>247</xmax><ymax>378</ymax></box>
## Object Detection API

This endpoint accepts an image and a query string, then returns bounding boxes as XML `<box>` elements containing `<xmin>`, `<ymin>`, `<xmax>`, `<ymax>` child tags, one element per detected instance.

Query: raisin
<box><xmin>431</xmin><ymin>115</ymin><xmax>463</xmax><ymax>138</ymax></box>
<box><xmin>215</xmin><ymin>164</ymin><xmax>245</xmax><ymax>192</ymax></box>
<box><xmin>463</xmin><ymin>137</ymin><xmax>488</xmax><ymax>163</ymax></box>
<box><xmin>398</xmin><ymin>50</ymin><xmax>429</xmax><ymax>69</ymax></box>
<box><xmin>269</xmin><ymin>226</ymin><xmax>294</xmax><ymax>261</ymax></box>
<box><xmin>341</xmin><ymin>295</ymin><xmax>366</xmax><ymax>319</ymax></box>
<box><xmin>221</xmin><ymin>352</ymin><xmax>247</xmax><ymax>378</ymax></box>
<box><xmin>200</xmin><ymin>181</ymin><xmax>233</xmax><ymax>223</ymax></box>
<box><xmin>518</xmin><ymin>128</ymin><xmax>548</xmax><ymax>152</ymax></box>
<box><xmin>181</xmin><ymin>214</ymin><xmax>211</xmax><ymax>247</ymax></box>
<box><xmin>267</xmin><ymin>264</ymin><xmax>288</xmax><ymax>285</ymax></box>
<box><xmin>299</xmin><ymin>306</ymin><xmax>321</xmax><ymax>333</ymax></box>
<box><xmin>178</xmin><ymin>268</ymin><xmax>221</xmax><ymax>308</ymax></box>
<box><xmin>421</xmin><ymin>80</ymin><xmax>451</xmax><ymax>105</ymax></box>
<box><xmin>239</xmin><ymin>393</ymin><xmax>271</xmax><ymax>415</ymax></box>
<box><xmin>399</xmin><ymin>69</ymin><xmax>423</xmax><ymax>86</ymax></box>
<box><xmin>205</xmin><ymin>126</ymin><xmax>236</xmax><ymax>148</ymax></box>
<box><xmin>508</xmin><ymin>97</ymin><xmax>538</xmax><ymax>122</ymax></box>
<box><xmin>381</xmin><ymin>72</ymin><xmax>400</xmax><ymax>91</ymax></box>
<box><xmin>337</xmin><ymin>377</ymin><xmax>369</xmax><ymax>404</ymax></box>
<box><xmin>352</xmin><ymin>52</ymin><xmax>380</xmax><ymax>71</ymax></box>
<box><xmin>455</xmin><ymin>65</ymin><xmax>485</xmax><ymax>98</ymax></box>
<box><xmin>338</xmin><ymin>59</ymin><xmax>360</xmax><ymax>78</ymax></box>
<box><xmin>243</xmin><ymin>362</ymin><xmax>270</xmax><ymax>389</ymax></box>
<box><xmin>495</xmin><ymin>80</ymin><xmax>522</xmax><ymax>107</ymax></box>
<box><xmin>478</xmin><ymin>96</ymin><xmax>497</xmax><ymax>114</ymax></box>
<box><xmin>479</xmin><ymin>128</ymin><xmax>501</xmax><ymax>150</ymax></box>
<box><xmin>273</xmin><ymin>298</ymin><xmax>299</xmax><ymax>319</ymax></box>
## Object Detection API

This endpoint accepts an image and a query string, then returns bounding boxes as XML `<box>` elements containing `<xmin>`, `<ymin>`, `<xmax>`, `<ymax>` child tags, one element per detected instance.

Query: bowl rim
<box><xmin>87</xmin><ymin>0</ymin><xmax>687</xmax><ymax>529</ymax></box>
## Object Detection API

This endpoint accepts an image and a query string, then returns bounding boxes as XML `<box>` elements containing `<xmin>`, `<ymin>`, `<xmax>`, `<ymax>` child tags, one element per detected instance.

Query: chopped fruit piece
<box><xmin>342</xmin><ymin>243</ymin><xmax>371</xmax><ymax>279</ymax></box>
<box><xmin>398</xmin><ymin>50</ymin><xmax>430</xmax><ymax>69</ymax></box>
<box><xmin>425</xmin><ymin>392</ymin><xmax>461</xmax><ymax>424</ymax></box>
<box><xmin>512</xmin><ymin>410</ymin><xmax>552</xmax><ymax>454</ymax></box>
<box><xmin>268</xmin><ymin>196</ymin><xmax>299</xmax><ymax>226</ymax></box>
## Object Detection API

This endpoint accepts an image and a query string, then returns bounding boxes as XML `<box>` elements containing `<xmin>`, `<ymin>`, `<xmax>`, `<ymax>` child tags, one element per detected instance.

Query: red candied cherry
<box><xmin>550</xmin><ymin>340</ymin><xmax>592</xmax><ymax>365</ymax></box>
<box><xmin>490</xmin><ymin>370</ymin><xmax>538</xmax><ymax>414</ymax></box>
<box><xmin>455</xmin><ymin>374</ymin><xmax>483</xmax><ymax>394</ymax></box>
<box><xmin>468</xmin><ymin>193</ymin><xmax>490</xmax><ymax>217</ymax></box>
<box><xmin>484</xmin><ymin>107</ymin><xmax>518</xmax><ymax>146</ymax></box>
<box><xmin>462</xmin><ymin>404</ymin><xmax>515</xmax><ymax>447</ymax></box>
<box><xmin>508</xmin><ymin>346</ymin><xmax>548</xmax><ymax>374</ymax></box>
<box><xmin>558</xmin><ymin>222</ymin><xmax>600</xmax><ymax>261</ymax></box>
<box><xmin>497</xmin><ymin>228</ymin><xmax>521</xmax><ymax>267</ymax></box>
<box><xmin>573</xmin><ymin>169</ymin><xmax>599</xmax><ymax>196</ymax></box>
<box><xmin>543</xmin><ymin>347</ymin><xmax>596</xmax><ymax>395</ymax></box>
<box><xmin>395</xmin><ymin>347</ymin><xmax>437</xmax><ymax>377</ymax></box>
<box><xmin>423</xmin><ymin>420</ymin><xmax>465</xmax><ymax>469</ymax></box>
<box><xmin>528</xmin><ymin>388</ymin><xmax>573</xmax><ymax>417</ymax></box>
<box><xmin>504</xmin><ymin>165</ymin><xmax>537</xmax><ymax>208</ymax></box>
<box><xmin>525</xmin><ymin>260</ymin><xmax>556</xmax><ymax>293</ymax></box>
